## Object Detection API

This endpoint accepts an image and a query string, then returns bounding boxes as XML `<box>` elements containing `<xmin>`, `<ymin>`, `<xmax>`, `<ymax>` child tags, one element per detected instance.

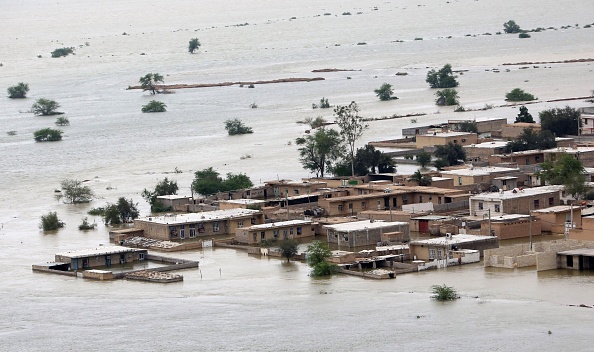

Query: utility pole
<box><xmin>488</xmin><ymin>209</ymin><xmax>491</xmax><ymax>238</ymax></box>
<box><xmin>568</xmin><ymin>203</ymin><xmax>573</xmax><ymax>240</ymax></box>
<box><xmin>529</xmin><ymin>197</ymin><xmax>532</xmax><ymax>251</ymax></box>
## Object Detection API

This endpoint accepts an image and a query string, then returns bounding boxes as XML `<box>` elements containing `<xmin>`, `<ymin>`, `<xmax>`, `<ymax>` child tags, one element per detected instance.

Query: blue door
<box><xmin>106</xmin><ymin>255</ymin><xmax>111</xmax><ymax>267</ymax></box>
<box><xmin>71</xmin><ymin>259</ymin><xmax>78</xmax><ymax>270</ymax></box>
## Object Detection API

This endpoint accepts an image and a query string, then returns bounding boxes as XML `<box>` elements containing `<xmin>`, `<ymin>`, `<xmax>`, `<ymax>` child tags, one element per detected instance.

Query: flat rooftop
<box><xmin>542</xmin><ymin>147</ymin><xmax>594</xmax><ymax>154</ymax></box>
<box><xmin>56</xmin><ymin>245</ymin><xmax>145</xmax><ymax>259</ymax></box>
<box><xmin>558</xmin><ymin>248</ymin><xmax>594</xmax><ymax>256</ymax></box>
<box><xmin>440</xmin><ymin>166</ymin><xmax>518</xmax><ymax>177</ymax></box>
<box><xmin>410</xmin><ymin>234</ymin><xmax>495</xmax><ymax>246</ymax></box>
<box><xmin>219</xmin><ymin>199</ymin><xmax>265</xmax><ymax>205</ymax></box>
<box><xmin>419</xmin><ymin>131</ymin><xmax>475</xmax><ymax>137</ymax></box>
<box><xmin>532</xmin><ymin>205</ymin><xmax>581</xmax><ymax>214</ymax></box>
<box><xmin>156</xmin><ymin>195</ymin><xmax>191</xmax><ymax>200</ymax></box>
<box><xmin>470</xmin><ymin>185</ymin><xmax>563</xmax><ymax>201</ymax></box>
<box><xmin>325</xmin><ymin>220</ymin><xmax>408</xmax><ymax>232</ymax></box>
<box><xmin>489</xmin><ymin>214</ymin><xmax>531</xmax><ymax>221</ymax></box>
<box><xmin>241</xmin><ymin>219</ymin><xmax>312</xmax><ymax>230</ymax></box>
<box><xmin>265</xmin><ymin>179</ymin><xmax>327</xmax><ymax>186</ymax></box>
<box><xmin>135</xmin><ymin>208</ymin><xmax>260</xmax><ymax>225</ymax></box>
<box><xmin>464</xmin><ymin>141</ymin><xmax>509</xmax><ymax>149</ymax></box>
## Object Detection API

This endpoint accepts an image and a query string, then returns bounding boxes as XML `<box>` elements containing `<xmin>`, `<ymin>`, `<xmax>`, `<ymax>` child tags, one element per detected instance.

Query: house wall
<box><xmin>56</xmin><ymin>249</ymin><xmax>148</xmax><ymax>270</ymax></box>
<box><xmin>235</xmin><ymin>223</ymin><xmax>315</xmax><ymax>244</ymax></box>
<box><xmin>501</xmin><ymin>123</ymin><xmax>541</xmax><ymax>140</ymax></box>
<box><xmin>465</xmin><ymin>146</ymin><xmax>505</xmax><ymax>162</ymax></box>
<box><xmin>481</xmin><ymin>219</ymin><xmax>541</xmax><ymax>239</ymax></box>
<box><xmin>533</xmin><ymin>209</ymin><xmax>581</xmax><ymax>233</ymax></box>
<box><xmin>416</xmin><ymin>133</ymin><xmax>478</xmax><ymax>149</ymax></box>
<box><xmin>470</xmin><ymin>191</ymin><xmax>560</xmax><ymax>217</ymax></box>
<box><xmin>326</xmin><ymin>223</ymin><xmax>410</xmax><ymax>247</ymax></box>
<box><xmin>488</xmin><ymin>153</ymin><xmax>544</xmax><ymax>166</ymax></box>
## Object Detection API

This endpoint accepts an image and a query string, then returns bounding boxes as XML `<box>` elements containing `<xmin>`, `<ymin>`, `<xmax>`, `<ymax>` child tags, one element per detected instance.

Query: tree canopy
<box><xmin>306</xmin><ymin>241</ymin><xmax>335</xmax><ymax>276</ymax></box>
<box><xmin>426</xmin><ymin>64</ymin><xmax>459</xmax><ymax>88</ymax></box>
<box><xmin>191</xmin><ymin>167</ymin><xmax>253</xmax><ymax>196</ymax></box>
<box><xmin>279</xmin><ymin>239</ymin><xmax>299</xmax><ymax>262</ymax></box>
<box><xmin>40</xmin><ymin>212</ymin><xmax>64</xmax><ymax>231</ymax></box>
<box><xmin>334</xmin><ymin>101</ymin><xmax>368</xmax><ymax>176</ymax></box>
<box><xmin>139</xmin><ymin>73</ymin><xmax>164</xmax><ymax>94</ymax></box>
<box><xmin>515</xmin><ymin>106</ymin><xmax>535</xmax><ymax>123</ymax></box>
<box><xmin>142</xmin><ymin>177</ymin><xmax>179</xmax><ymax>212</ymax></box>
<box><xmin>225</xmin><ymin>119</ymin><xmax>253</xmax><ymax>135</ymax></box>
<box><xmin>332</xmin><ymin>145</ymin><xmax>395</xmax><ymax>176</ymax></box>
<box><xmin>409</xmin><ymin>170</ymin><xmax>432</xmax><ymax>186</ymax></box>
<box><xmin>434</xmin><ymin>142</ymin><xmax>466</xmax><ymax>166</ymax></box>
<box><xmin>435</xmin><ymin>88</ymin><xmax>459</xmax><ymax>106</ymax></box>
<box><xmin>57</xmin><ymin>179</ymin><xmax>94</xmax><ymax>203</ymax></box>
<box><xmin>502</xmin><ymin>127</ymin><xmax>556</xmax><ymax>153</ymax></box>
<box><xmin>103</xmin><ymin>198</ymin><xmax>140</xmax><ymax>225</ymax></box>
<box><xmin>142</xmin><ymin>100</ymin><xmax>167</xmax><ymax>113</ymax></box>
<box><xmin>34</xmin><ymin>128</ymin><xmax>63</xmax><ymax>142</ymax></box>
<box><xmin>416</xmin><ymin>151</ymin><xmax>432</xmax><ymax>168</ymax></box>
<box><xmin>188</xmin><ymin>38</ymin><xmax>201</xmax><ymax>53</ymax></box>
<box><xmin>51</xmin><ymin>47</ymin><xmax>74</xmax><ymax>58</ymax></box>
<box><xmin>296</xmin><ymin>128</ymin><xmax>343</xmax><ymax>178</ymax></box>
<box><xmin>538</xmin><ymin>154</ymin><xmax>587</xmax><ymax>198</ymax></box>
<box><xmin>503</xmin><ymin>20</ymin><xmax>522</xmax><ymax>34</ymax></box>
<box><xmin>32</xmin><ymin>98</ymin><xmax>62</xmax><ymax>115</ymax></box>
<box><xmin>7</xmin><ymin>82</ymin><xmax>29</xmax><ymax>98</ymax></box>
<box><xmin>539</xmin><ymin>106</ymin><xmax>581</xmax><ymax>136</ymax></box>
<box><xmin>374</xmin><ymin>83</ymin><xmax>397</xmax><ymax>101</ymax></box>
<box><xmin>505</xmin><ymin>88</ymin><xmax>536</xmax><ymax>101</ymax></box>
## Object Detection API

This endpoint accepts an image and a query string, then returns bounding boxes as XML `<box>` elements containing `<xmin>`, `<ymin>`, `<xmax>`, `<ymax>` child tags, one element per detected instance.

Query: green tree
<box><xmin>7</xmin><ymin>82</ymin><xmax>29</xmax><ymax>98</ymax></box>
<box><xmin>503</xmin><ymin>20</ymin><xmax>522</xmax><ymax>34</ymax></box>
<box><xmin>505</xmin><ymin>88</ymin><xmax>536</xmax><ymax>101</ymax></box>
<box><xmin>223</xmin><ymin>173</ymin><xmax>253</xmax><ymax>191</ymax></box>
<box><xmin>31</xmin><ymin>98</ymin><xmax>62</xmax><ymax>115</ymax></box>
<box><xmin>142</xmin><ymin>100</ymin><xmax>167</xmax><ymax>113</ymax></box>
<box><xmin>33</xmin><ymin>128</ymin><xmax>63</xmax><ymax>142</ymax></box>
<box><xmin>515</xmin><ymin>106</ymin><xmax>535</xmax><ymax>123</ymax></box>
<box><xmin>102</xmin><ymin>198</ymin><xmax>140</xmax><ymax>225</ymax></box>
<box><xmin>40</xmin><ymin>212</ymin><xmax>64</xmax><ymax>231</ymax></box>
<box><xmin>103</xmin><ymin>204</ymin><xmax>121</xmax><ymax>225</ymax></box>
<box><xmin>301</xmin><ymin>116</ymin><xmax>327</xmax><ymax>129</ymax></box>
<box><xmin>539</xmin><ymin>106</ymin><xmax>581</xmax><ymax>136</ymax></box>
<box><xmin>426</xmin><ymin>64</ymin><xmax>459</xmax><ymax>88</ymax></box>
<box><xmin>55</xmin><ymin>116</ymin><xmax>70</xmax><ymax>126</ymax></box>
<box><xmin>435</xmin><ymin>88</ymin><xmax>459</xmax><ymax>106</ymax></box>
<box><xmin>51</xmin><ymin>47</ymin><xmax>74</xmax><ymax>58</ymax></box>
<box><xmin>538</xmin><ymin>154</ymin><xmax>587</xmax><ymax>198</ymax></box>
<box><xmin>433</xmin><ymin>158</ymin><xmax>448</xmax><ymax>171</ymax></box>
<box><xmin>409</xmin><ymin>170</ymin><xmax>432</xmax><ymax>186</ymax></box>
<box><xmin>457</xmin><ymin>121</ymin><xmax>478</xmax><ymax>133</ymax></box>
<box><xmin>78</xmin><ymin>217</ymin><xmax>96</xmax><ymax>230</ymax></box>
<box><xmin>334</xmin><ymin>101</ymin><xmax>368</xmax><ymax>176</ymax></box>
<box><xmin>279</xmin><ymin>239</ymin><xmax>298</xmax><ymax>262</ymax></box>
<box><xmin>188</xmin><ymin>38</ymin><xmax>201</xmax><ymax>53</ymax></box>
<box><xmin>319</xmin><ymin>97</ymin><xmax>330</xmax><ymax>108</ymax></box>
<box><xmin>434</xmin><ymin>142</ymin><xmax>466</xmax><ymax>166</ymax></box>
<box><xmin>431</xmin><ymin>284</ymin><xmax>459</xmax><ymax>301</ymax></box>
<box><xmin>192</xmin><ymin>167</ymin><xmax>223</xmax><ymax>196</ymax></box>
<box><xmin>306</xmin><ymin>241</ymin><xmax>336</xmax><ymax>276</ymax></box>
<box><xmin>225</xmin><ymin>118</ymin><xmax>253</xmax><ymax>135</ymax></box>
<box><xmin>142</xmin><ymin>177</ymin><xmax>179</xmax><ymax>212</ymax></box>
<box><xmin>416</xmin><ymin>151</ymin><xmax>432</xmax><ymax>168</ymax></box>
<box><xmin>57</xmin><ymin>179</ymin><xmax>94</xmax><ymax>203</ymax></box>
<box><xmin>503</xmin><ymin>128</ymin><xmax>556</xmax><ymax>153</ymax></box>
<box><xmin>139</xmin><ymin>73</ymin><xmax>164</xmax><ymax>95</ymax></box>
<box><xmin>374</xmin><ymin>83</ymin><xmax>397</xmax><ymax>101</ymax></box>
<box><xmin>296</xmin><ymin>128</ymin><xmax>343</xmax><ymax>177</ymax></box>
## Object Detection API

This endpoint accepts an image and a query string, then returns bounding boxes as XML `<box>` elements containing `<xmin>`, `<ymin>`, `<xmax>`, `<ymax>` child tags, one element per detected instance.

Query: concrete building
<box><xmin>218</xmin><ymin>199</ymin><xmax>266</xmax><ymax>210</ymax></box>
<box><xmin>479</xmin><ymin>214</ymin><xmax>540</xmax><ymax>239</ymax></box>
<box><xmin>134</xmin><ymin>209</ymin><xmax>265</xmax><ymax>241</ymax></box>
<box><xmin>440</xmin><ymin>166</ymin><xmax>520</xmax><ymax>190</ymax></box>
<box><xmin>557</xmin><ymin>248</ymin><xmax>594</xmax><ymax>270</ymax></box>
<box><xmin>156</xmin><ymin>195</ymin><xmax>193</xmax><ymax>210</ymax></box>
<box><xmin>235</xmin><ymin>220</ymin><xmax>314</xmax><ymax>244</ymax></box>
<box><xmin>488</xmin><ymin>150</ymin><xmax>545</xmax><ymax>166</ymax></box>
<box><xmin>265</xmin><ymin>179</ymin><xmax>328</xmax><ymax>198</ymax></box>
<box><xmin>501</xmin><ymin>123</ymin><xmax>540</xmax><ymax>140</ymax></box>
<box><xmin>532</xmin><ymin>205</ymin><xmax>582</xmax><ymax>234</ymax></box>
<box><xmin>469</xmin><ymin>186</ymin><xmax>562</xmax><ymax>217</ymax></box>
<box><xmin>464</xmin><ymin>141</ymin><xmax>509</xmax><ymax>163</ymax></box>
<box><xmin>448</xmin><ymin>118</ymin><xmax>508</xmax><ymax>134</ymax></box>
<box><xmin>54</xmin><ymin>246</ymin><xmax>147</xmax><ymax>270</ymax></box>
<box><xmin>415</xmin><ymin>131</ymin><xmax>478</xmax><ymax>149</ymax></box>
<box><xmin>409</xmin><ymin>234</ymin><xmax>498</xmax><ymax>260</ymax></box>
<box><xmin>324</xmin><ymin>220</ymin><xmax>410</xmax><ymax>247</ymax></box>
<box><xmin>542</xmin><ymin>147</ymin><xmax>594</xmax><ymax>167</ymax></box>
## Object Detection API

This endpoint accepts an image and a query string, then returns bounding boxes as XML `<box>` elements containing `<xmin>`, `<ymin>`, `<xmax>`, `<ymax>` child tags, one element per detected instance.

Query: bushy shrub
<box><xmin>51</xmin><ymin>47</ymin><xmax>74</xmax><ymax>58</ymax></box>
<box><xmin>225</xmin><ymin>118</ymin><xmax>253</xmax><ymax>135</ymax></box>
<box><xmin>33</xmin><ymin>128</ymin><xmax>63</xmax><ymax>142</ymax></box>
<box><xmin>431</xmin><ymin>284</ymin><xmax>459</xmax><ymax>301</ymax></box>
<box><xmin>505</xmin><ymin>88</ymin><xmax>536</xmax><ymax>101</ymax></box>
<box><xmin>7</xmin><ymin>82</ymin><xmax>29</xmax><ymax>98</ymax></box>
<box><xmin>141</xmin><ymin>100</ymin><xmax>167</xmax><ymax>113</ymax></box>
<box><xmin>40</xmin><ymin>212</ymin><xmax>64</xmax><ymax>231</ymax></box>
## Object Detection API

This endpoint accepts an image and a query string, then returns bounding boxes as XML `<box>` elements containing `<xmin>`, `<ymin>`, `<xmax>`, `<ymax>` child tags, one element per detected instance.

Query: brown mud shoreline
<box><xmin>127</xmin><ymin>77</ymin><xmax>324</xmax><ymax>90</ymax></box>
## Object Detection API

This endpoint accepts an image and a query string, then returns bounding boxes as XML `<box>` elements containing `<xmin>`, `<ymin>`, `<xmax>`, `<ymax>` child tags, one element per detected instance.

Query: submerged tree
<box><xmin>142</xmin><ymin>100</ymin><xmax>167</xmax><ymax>113</ymax></box>
<box><xmin>225</xmin><ymin>118</ymin><xmax>253</xmax><ymax>135</ymax></box>
<box><xmin>296</xmin><ymin>128</ymin><xmax>343</xmax><ymax>178</ymax></box>
<box><xmin>505</xmin><ymin>88</ymin><xmax>536</xmax><ymax>102</ymax></box>
<box><xmin>31</xmin><ymin>98</ymin><xmax>62</xmax><ymax>115</ymax></box>
<box><xmin>7</xmin><ymin>82</ymin><xmax>29</xmax><ymax>98</ymax></box>
<box><xmin>334</xmin><ymin>101</ymin><xmax>368</xmax><ymax>176</ymax></box>
<box><xmin>33</xmin><ymin>128</ymin><xmax>63</xmax><ymax>142</ymax></box>
<box><xmin>103</xmin><ymin>198</ymin><xmax>140</xmax><ymax>225</ymax></box>
<box><xmin>57</xmin><ymin>179</ymin><xmax>94</xmax><ymax>203</ymax></box>
<box><xmin>279</xmin><ymin>239</ymin><xmax>299</xmax><ymax>262</ymax></box>
<box><xmin>431</xmin><ymin>284</ymin><xmax>459</xmax><ymax>301</ymax></box>
<box><xmin>426</xmin><ymin>64</ymin><xmax>459</xmax><ymax>88</ymax></box>
<box><xmin>435</xmin><ymin>88</ymin><xmax>459</xmax><ymax>106</ymax></box>
<box><xmin>40</xmin><ymin>212</ymin><xmax>64</xmax><ymax>231</ymax></box>
<box><xmin>416</xmin><ymin>151</ymin><xmax>432</xmax><ymax>168</ymax></box>
<box><xmin>142</xmin><ymin>177</ymin><xmax>179</xmax><ymax>212</ymax></box>
<box><xmin>374</xmin><ymin>83</ymin><xmax>397</xmax><ymax>101</ymax></box>
<box><xmin>503</xmin><ymin>20</ymin><xmax>522</xmax><ymax>34</ymax></box>
<box><xmin>139</xmin><ymin>73</ymin><xmax>164</xmax><ymax>94</ymax></box>
<box><xmin>188</xmin><ymin>38</ymin><xmax>201</xmax><ymax>53</ymax></box>
<box><xmin>191</xmin><ymin>167</ymin><xmax>253</xmax><ymax>196</ymax></box>
<box><xmin>306</xmin><ymin>241</ymin><xmax>336</xmax><ymax>276</ymax></box>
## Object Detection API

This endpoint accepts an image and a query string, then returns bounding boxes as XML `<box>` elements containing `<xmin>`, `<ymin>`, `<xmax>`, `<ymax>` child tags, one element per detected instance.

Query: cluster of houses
<box><xmin>35</xmin><ymin>108</ymin><xmax>594</xmax><ymax>278</ymax></box>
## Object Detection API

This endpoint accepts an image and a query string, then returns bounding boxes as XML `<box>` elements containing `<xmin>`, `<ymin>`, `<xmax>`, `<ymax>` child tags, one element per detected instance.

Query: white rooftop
<box><xmin>410</xmin><ymin>234</ymin><xmax>494</xmax><ymax>246</ymax></box>
<box><xmin>490</xmin><ymin>214</ymin><xmax>530</xmax><ymax>221</ymax></box>
<box><xmin>136</xmin><ymin>208</ymin><xmax>260</xmax><ymax>225</ymax></box>
<box><xmin>440</xmin><ymin>166</ymin><xmax>517</xmax><ymax>177</ymax></box>
<box><xmin>532</xmin><ymin>205</ymin><xmax>580</xmax><ymax>214</ymax></box>
<box><xmin>220</xmin><ymin>199</ymin><xmax>265</xmax><ymax>205</ymax></box>
<box><xmin>431</xmin><ymin>176</ymin><xmax>453</xmax><ymax>181</ymax></box>
<box><xmin>420</xmin><ymin>131</ymin><xmax>475</xmax><ymax>137</ymax></box>
<box><xmin>157</xmin><ymin>195</ymin><xmax>191</xmax><ymax>200</ymax></box>
<box><xmin>464</xmin><ymin>141</ymin><xmax>508</xmax><ymax>149</ymax></box>
<box><xmin>324</xmin><ymin>220</ymin><xmax>408</xmax><ymax>232</ymax></box>
<box><xmin>542</xmin><ymin>147</ymin><xmax>594</xmax><ymax>154</ymax></box>
<box><xmin>241</xmin><ymin>219</ymin><xmax>312</xmax><ymax>230</ymax></box>
<box><xmin>470</xmin><ymin>185</ymin><xmax>563</xmax><ymax>201</ymax></box>
<box><xmin>56</xmin><ymin>245</ymin><xmax>144</xmax><ymax>259</ymax></box>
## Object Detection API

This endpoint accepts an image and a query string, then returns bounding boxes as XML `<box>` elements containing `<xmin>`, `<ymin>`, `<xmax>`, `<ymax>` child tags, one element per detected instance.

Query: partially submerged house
<box><xmin>324</xmin><ymin>220</ymin><xmax>410</xmax><ymax>247</ymax></box>
<box><xmin>409</xmin><ymin>234</ymin><xmax>498</xmax><ymax>260</ymax></box>
<box><xmin>468</xmin><ymin>185</ymin><xmax>562</xmax><ymax>217</ymax></box>
<box><xmin>54</xmin><ymin>246</ymin><xmax>147</xmax><ymax>270</ymax></box>
<box><xmin>416</xmin><ymin>131</ymin><xmax>478</xmax><ymax>149</ymax></box>
<box><xmin>235</xmin><ymin>219</ymin><xmax>314</xmax><ymax>244</ymax></box>
<box><xmin>532</xmin><ymin>205</ymin><xmax>582</xmax><ymax>234</ymax></box>
<box><xmin>479</xmin><ymin>214</ymin><xmax>540</xmax><ymax>240</ymax></box>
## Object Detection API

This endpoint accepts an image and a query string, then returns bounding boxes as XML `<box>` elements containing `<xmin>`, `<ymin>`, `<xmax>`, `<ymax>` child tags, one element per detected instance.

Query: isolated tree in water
<box><xmin>139</xmin><ymin>73</ymin><xmax>164</xmax><ymax>94</ymax></box>
<box><xmin>279</xmin><ymin>239</ymin><xmax>298</xmax><ymax>262</ymax></box>
<box><xmin>426</xmin><ymin>64</ymin><xmax>459</xmax><ymax>88</ymax></box>
<box><xmin>188</xmin><ymin>38</ymin><xmax>201</xmax><ymax>53</ymax></box>
<box><xmin>7</xmin><ymin>82</ymin><xmax>29</xmax><ymax>98</ymax></box>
